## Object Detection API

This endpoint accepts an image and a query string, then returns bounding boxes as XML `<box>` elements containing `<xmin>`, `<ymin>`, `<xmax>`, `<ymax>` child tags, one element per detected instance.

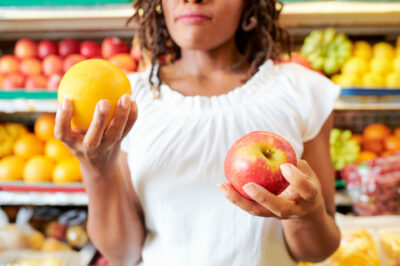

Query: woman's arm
<box><xmin>281</xmin><ymin>113</ymin><xmax>340</xmax><ymax>262</ymax></box>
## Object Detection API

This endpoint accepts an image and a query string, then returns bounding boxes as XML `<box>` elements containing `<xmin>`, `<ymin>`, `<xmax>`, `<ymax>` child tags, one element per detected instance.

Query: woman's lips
<box><xmin>176</xmin><ymin>13</ymin><xmax>211</xmax><ymax>24</ymax></box>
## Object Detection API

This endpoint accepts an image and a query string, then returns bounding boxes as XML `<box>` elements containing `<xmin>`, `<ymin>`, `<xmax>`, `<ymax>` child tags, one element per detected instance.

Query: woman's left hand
<box><xmin>218</xmin><ymin>160</ymin><xmax>325</xmax><ymax>219</ymax></box>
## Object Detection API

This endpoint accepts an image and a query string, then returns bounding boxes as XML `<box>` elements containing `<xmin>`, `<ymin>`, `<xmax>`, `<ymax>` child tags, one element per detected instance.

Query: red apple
<box><xmin>2</xmin><ymin>73</ymin><xmax>25</xmax><ymax>90</ymax></box>
<box><xmin>42</xmin><ymin>55</ymin><xmax>63</xmax><ymax>76</ymax></box>
<box><xmin>47</xmin><ymin>73</ymin><xmax>62</xmax><ymax>91</ymax></box>
<box><xmin>20</xmin><ymin>58</ymin><xmax>42</xmax><ymax>76</ymax></box>
<box><xmin>45</xmin><ymin>221</ymin><xmax>67</xmax><ymax>241</ymax></box>
<box><xmin>130</xmin><ymin>45</ymin><xmax>142</xmax><ymax>62</ymax></box>
<box><xmin>224</xmin><ymin>131</ymin><xmax>297</xmax><ymax>200</ymax></box>
<box><xmin>25</xmin><ymin>75</ymin><xmax>48</xmax><ymax>91</ymax></box>
<box><xmin>108</xmin><ymin>53</ymin><xmax>136</xmax><ymax>73</ymax></box>
<box><xmin>101</xmin><ymin>37</ymin><xmax>129</xmax><ymax>59</ymax></box>
<box><xmin>14</xmin><ymin>38</ymin><xmax>38</xmax><ymax>59</ymax></box>
<box><xmin>80</xmin><ymin>41</ymin><xmax>101</xmax><ymax>58</ymax></box>
<box><xmin>38</xmin><ymin>40</ymin><xmax>58</xmax><ymax>59</ymax></box>
<box><xmin>63</xmin><ymin>54</ymin><xmax>85</xmax><ymax>72</ymax></box>
<box><xmin>59</xmin><ymin>38</ymin><xmax>80</xmax><ymax>58</ymax></box>
<box><xmin>289</xmin><ymin>53</ymin><xmax>311</xmax><ymax>69</ymax></box>
<box><xmin>0</xmin><ymin>55</ymin><xmax>19</xmax><ymax>74</ymax></box>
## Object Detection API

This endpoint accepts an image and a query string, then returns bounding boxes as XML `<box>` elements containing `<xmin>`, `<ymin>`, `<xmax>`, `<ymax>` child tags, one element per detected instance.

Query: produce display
<box><xmin>330</xmin><ymin>128</ymin><xmax>360</xmax><ymax>171</ymax></box>
<box><xmin>0</xmin><ymin>37</ymin><xmax>143</xmax><ymax>91</ymax></box>
<box><xmin>380</xmin><ymin>231</ymin><xmax>400</xmax><ymax>266</ymax></box>
<box><xmin>224</xmin><ymin>131</ymin><xmax>297</xmax><ymax>199</ymax></box>
<box><xmin>331</xmin><ymin>36</ymin><xmax>400</xmax><ymax>88</ymax></box>
<box><xmin>0</xmin><ymin>115</ymin><xmax>82</xmax><ymax>184</ymax></box>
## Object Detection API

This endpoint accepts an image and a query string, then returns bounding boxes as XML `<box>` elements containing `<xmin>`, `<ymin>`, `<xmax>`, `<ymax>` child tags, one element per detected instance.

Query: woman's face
<box><xmin>162</xmin><ymin>0</ymin><xmax>244</xmax><ymax>51</ymax></box>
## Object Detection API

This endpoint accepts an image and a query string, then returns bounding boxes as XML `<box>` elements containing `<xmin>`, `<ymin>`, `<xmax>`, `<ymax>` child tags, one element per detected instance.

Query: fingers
<box><xmin>218</xmin><ymin>183</ymin><xmax>276</xmax><ymax>217</ymax></box>
<box><xmin>242</xmin><ymin>182</ymin><xmax>299</xmax><ymax>218</ymax></box>
<box><xmin>121</xmin><ymin>100</ymin><xmax>138</xmax><ymax>139</ymax></box>
<box><xmin>55</xmin><ymin>99</ymin><xmax>78</xmax><ymax>145</ymax></box>
<box><xmin>103</xmin><ymin>94</ymin><xmax>131</xmax><ymax>145</ymax></box>
<box><xmin>83</xmin><ymin>100</ymin><xmax>110</xmax><ymax>149</ymax></box>
<box><xmin>280</xmin><ymin>163</ymin><xmax>318</xmax><ymax>202</ymax></box>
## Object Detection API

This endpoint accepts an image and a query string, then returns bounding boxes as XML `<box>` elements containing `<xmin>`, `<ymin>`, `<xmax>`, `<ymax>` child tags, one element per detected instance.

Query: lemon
<box><xmin>58</xmin><ymin>59</ymin><xmax>132</xmax><ymax>131</ymax></box>
<box><xmin>393</xmin><ymin>57</ymin><xmax>400</xmax><ymax>72</ymax></box>
<box><xmin>353</xmin><ymin>41</ymin><xmax>372</xmax><ymax>60</ymax></box>
<box><xmin>338</xmin><ymin>73</ymin><xmax>361</xmax><ymax>87</ymax></box>
<box><xmin>369</xmin><ymin>57</ymin><xmax>393</xmax><ymax>74</ymax></box>
<box><xmin>386</xmin><ymin>72</ymin><xmax>400</xmax><ymax>88</ymax></box>
<box><xmin>362</xmin><ymin>72</ymin><xmax>386</xmax><ymax>88</ymax></box>
<box><xmin>341</xmin><ymin>57</ymin><xmax>369</xmax><ymax>75</ymax></box>
<box><xmin>373</xmin><ymin>42</ymin><xmax>395</xmax><ymax>59</ymax></box>
<box><xmin>331</xmin><ymin>74</ymin><xmax>342</xmax><ymax>84</ymax></box>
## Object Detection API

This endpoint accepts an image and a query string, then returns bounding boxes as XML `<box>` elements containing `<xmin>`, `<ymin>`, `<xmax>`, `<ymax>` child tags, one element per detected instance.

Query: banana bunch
<box><xmin>330</xmin><ymin>128</ymin><xmax>360</xmax><ymax>170</ymax></box>
<box><xmin>0</xmin><ymin>123</ymin><xmax>28</xmax><ymax>158</ymax></box>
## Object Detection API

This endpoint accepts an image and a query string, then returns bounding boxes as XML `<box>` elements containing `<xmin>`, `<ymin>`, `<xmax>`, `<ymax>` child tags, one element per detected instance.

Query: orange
<box><xmin>0</xmin><ymin>156</ymin><xmax>25</xmax><ymax>181</ymax></box>
<box><xmin>394</xmin><ymin>127</ymin><xmax>400</xmax><ymax>138</ymax></box>
<box><xmin>44</xmin><ymin>138</ymin><xmax>73</xmax><ymax>162</ymax></box>
<box><xmin>362</xmin><ymin>140</ymin><xmax>384</xmax><ymax>154</ymax></box>
<box><xmin>13</xmin><ymin>134</ymin><xmax>44</xmax><ymax>159</ymax></box>
<box><xmin>52</xmin><ymin>157</ymin><xmax>82</xmax><ymax>184</ymax></box>
<box><xmin>350</xmin><ymin>134</ymin><xmax>363</xmax><ymax>146</ymax></box>
<box><xmin>381</xmin><ymin>150</ymin><xmax>394</xmax><ymax>158</ymax></box>
<box><xmin>383</xmin><ymin>136</ymin><xmax>400</xmax><ymax>152</ymax></box>
<box><xmin>357</xmin><ymin>151</ymin><xmax>378</xmax><ymax>162</ymax></box>
<box><xmin>34</xmin><ymin>114</ymin><xmax>55</xmax><ymax>141</ymax></box>
<box><xmin>363</xmin><ymin>123</ymin><xmax>391</xmax><ymax>141</ymax></box>
<box><xmin>58</xmin><ymin>59</ymin><xmax>132</xmax><ymax>131</ymax></box>
<box><xmin>23</xmin><ymin>155</ymin><xmax>54</xmax><ymax>183</ymax></box>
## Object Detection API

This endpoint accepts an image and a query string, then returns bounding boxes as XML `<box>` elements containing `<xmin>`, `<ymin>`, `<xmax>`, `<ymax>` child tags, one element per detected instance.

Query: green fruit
<box><xmin>324</xmin><ymin>58</ymin><xmax>341</xmax><ymax>76</ymax></box>
<box><xmin>301</xmin><ymin>44</ymin><xmax>315</xmax><ymax>57</ymax></box>
<box><xmin>324</xmin><ymin>28</ymin><xmax>337</xmax><ymax>44</ymax></box>
<box><xmin>334</xmin><ymin>33</ymin><xmax>348</xmax><ymax>46</ymax></box>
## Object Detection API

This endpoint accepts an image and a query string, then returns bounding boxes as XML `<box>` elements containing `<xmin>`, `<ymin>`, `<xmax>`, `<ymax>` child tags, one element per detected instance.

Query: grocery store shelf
<box><xmin>0</xmin><ymin>90</ymin><xmax>58</xmax><ymax>113</ymax></box>
<box><xmin>335</xmin><ymin>100</ymin><xmax>400</xmax><ymax>110</ymax></box>
<box><xmin>0</xmin><ymin>2</ymin><xmax>399</xmax><ymax>39</ymax></box>
<box><xmin>0</xmin><ymin>191</ymin><xmax>88</xmax><ymax>206</ymax></box>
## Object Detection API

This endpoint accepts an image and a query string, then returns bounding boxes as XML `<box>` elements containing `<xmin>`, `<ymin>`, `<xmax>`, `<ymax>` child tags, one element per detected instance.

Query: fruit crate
<box><xmin>0</xmin><ymin>0</ymin><xmax>131</xmax><ymax>6</ymax></box>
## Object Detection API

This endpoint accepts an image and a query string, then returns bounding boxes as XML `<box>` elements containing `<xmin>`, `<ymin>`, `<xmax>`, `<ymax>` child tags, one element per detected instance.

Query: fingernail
<box><xmin>99</xmin><ymin>100</ymin><xmax>109</xmax><ymax>113</ymax></box>
<box><xmin>243</xmin><ymin>183</ymin><xmax>257</xmax><ymax>196</ymax></box>
<box><xmin>218</xmin><ymin>184</ymin><xmax>229</xmax><ymax>196</ymax></box>
<box><xmin>62</xmin><ymin>99</ymin><xmax>70</xmax><ymax>111</ymax></box>
<box><xmin>120</xmin><ymin>94</ymin><xmax>130</xmax><ymax>109</ymax></box>
<box><xmin>280</xmin><ymin>164</ymin><xmax>292</xmax><ymax>176</ymax></box>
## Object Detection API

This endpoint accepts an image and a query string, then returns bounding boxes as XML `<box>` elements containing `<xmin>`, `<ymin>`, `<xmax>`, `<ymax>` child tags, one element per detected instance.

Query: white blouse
<box><xmin>122</xmin><ymin>60</ymin><xmax>340</xmax><ymax>266</ymax></box>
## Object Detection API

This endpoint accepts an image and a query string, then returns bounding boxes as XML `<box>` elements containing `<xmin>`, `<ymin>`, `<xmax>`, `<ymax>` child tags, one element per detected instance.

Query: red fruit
<box><xmin>224</xmin><ymin>131</ymin><xmax>297</xmax><ymax>200</ymax></box>
<box><xmin>63</xmin><ymin>54</ymin><xmax>85</xmax><ymax>72</ymax></box>
<box><xmin>80</xmin><ymin>41</ymin><xmax>101</xmax><ymax>58</ymax></box>
<box><xmin>20</xmin><ymin>58</ymin><xmax>42</xmax><ymax>76</ymax></box>
<box><xmin>2</xmin><ymin>73</ymin><xmax>25</xmax><ymax>90</ymax></box>
<box><xmin>101</xmin><ymin>37</ymin><xmax>129</xmax><ymax>59</ymax></box>
<box><xmin>37</xmin><ymin>40</ymin><xmax>58</xmax><ymax>59</ymax></box>
<box><xmin>14</xmin><ymin>38</ymin><xmax>38</xmax><ymax>59</ymax></box>
<box><xmin>42</xmin><ymin>55</ymin><xmax>63</xmax><ymax>76</ymax></box>
<box><xmin>289</xmin><ymin>53</ymin><xmax>311</xmax><ymax>69</ymax></box>
<box><xmin>45</xmin><ymin>221</ymin><xmax>67</xmax><ymax>241</ymax></box>
<box><xmin>108</xmin><ymin>53</ymin><xmax>136</xmax><ymax>72</ymax></box>
<box><xmin>25</xmin><ymin>75</ymin><xmax>48</xmax><ymax>91</ymax></box>
<box><xmin>130</xmin><ymin>45</ymin><xmax>142</xmax><ymax>62</ymax></box>
<box><xmin>0</xmin><ymin>55</ymin><xmax>19</xmax><ymax>74</ymax></box>
<box><xmin>47</xmin><ymin>74</ymin><xmax>62</xmax><ymax>91</ymax></box>
<box><xmin>58</xmin><ymin>39</ymin><xmax>80</xmax><ymax>58</ymax></box>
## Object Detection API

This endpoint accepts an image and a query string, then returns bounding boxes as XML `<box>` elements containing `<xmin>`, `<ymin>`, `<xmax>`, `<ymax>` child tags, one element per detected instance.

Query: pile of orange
<box><xmin>352</xmin><ymin>123</ymin><xmax>400</xmax><ymax>162</ymax></box>
<box><xmin>0</xmin><ymin>114</ymin><xmax>82</xmax><ymax>184</ymax></box>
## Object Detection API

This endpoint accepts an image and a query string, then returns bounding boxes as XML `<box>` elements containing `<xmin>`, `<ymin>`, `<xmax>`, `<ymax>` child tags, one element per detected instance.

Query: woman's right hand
<box><xmin>54</xmin><ymin>94</ymin><xmax>138</xmax><ymax>177</ymax></box>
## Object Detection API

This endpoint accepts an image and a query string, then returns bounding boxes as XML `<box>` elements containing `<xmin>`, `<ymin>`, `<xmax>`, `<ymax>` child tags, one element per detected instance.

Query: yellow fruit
<box><xmin>363</xmin><ymin>72</ymin><xmax>386</xmax><ymax>88</ymax></box>
<box><xmin>41</xmin><ymin>238</ymin><xmax>70</xmax><ymax>252</ymax></box>
<box><xmin>23</xmin><ymin>156</ymin><xmax>54</xmax><ymax>183</ymax></box>
<box><xmin>370</xmin><ymin>57</ymin><xmax>393</xmax><ymax>74</ymax></box>
<box><xmin>0</xmin><ymin>123</ymin><xmax>28</xmax><ymax>157</ymax></box>
<box><xmin>44</xmin><ymin>138</ymin><xmax>73</xmax><ymax>162</ymax></box>
<box><xmin>341</xmin><ymin>57</ymin><xmax>369</xmax><ymax>75</ymax></box>
<box><xmin>338</xmin><ymin>73</ymin><xmax>362</xmax><ymax>87</ymax></box>
<box><xmin>13</xmin><ymin>134</ymin><xmax>44</xmax><ymax>160</ymax></box>
<box><xmin>0</xmin><ymin>156</ymin><xmax>25</xmax><ymax>181</ymax></box>
<box><xmin>353</xmin><ymin>41</ymin><xmax>372</xmax><ymax>60</ymax></box>
<box><xmin>34</xmin><ymin>114</ymin><xmax>55</xmax><ymax>141</ymax></box>
<box><xmin>331</xmin><ymin>74</ymin><xmax>342</xmax><ymax>84</ymax></box>
<box><xmin>393</xmin><ymin>57</ymin><xmax>400</xmax><ymax>72</ymax></box>
<box><xmin>66</xmin><ymin>225</ymin><xmax>89</xmax><ymax>248</ymax></box>
<box><xmin>386</xmin><ymin>72</ymin><xmax>400</xmax><ymax>88</ymax></box>
<box><xmin>52</xmin><ymin>157</ymin><xmax>82</xmax><ymax>183</ymax></box>
<box><xmin>27</xmin><ymin>231</ymin><xmax>45</xmax><ymax>250</ymax></box>
<box><xmin>58</xmin><ymin>59</ymin><xmax>132</xmax><ymax>131</ymax></box>
<box><xmin>373</xmin><ymin>42</ymin><xmax>395</xmax><ymax>59</ymax></box>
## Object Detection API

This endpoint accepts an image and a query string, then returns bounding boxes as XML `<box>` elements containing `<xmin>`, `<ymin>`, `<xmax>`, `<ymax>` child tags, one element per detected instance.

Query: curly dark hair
<box><xmin>127</xmin><ymin>0</ymin><xmax>291</xmax><ymax>98</ymax></box>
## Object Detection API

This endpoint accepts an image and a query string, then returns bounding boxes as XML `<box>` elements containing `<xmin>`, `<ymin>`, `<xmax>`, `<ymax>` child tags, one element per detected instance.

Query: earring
<box><xmin>155</xmin><ymin>4</ymin><xmax>162</xmax><ymax>14</ymax></box>
<box><xmin>242</xmin><ymin>16</ymin><xmax>258</xmax><ymax>32</ymax></box>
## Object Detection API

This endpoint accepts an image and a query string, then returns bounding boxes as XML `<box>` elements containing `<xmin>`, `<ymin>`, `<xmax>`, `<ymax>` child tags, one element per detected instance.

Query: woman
<box><xmin>55</xmin><ymin>0</ymin><xmax>341</xmax><ymax>265</ymax></box>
